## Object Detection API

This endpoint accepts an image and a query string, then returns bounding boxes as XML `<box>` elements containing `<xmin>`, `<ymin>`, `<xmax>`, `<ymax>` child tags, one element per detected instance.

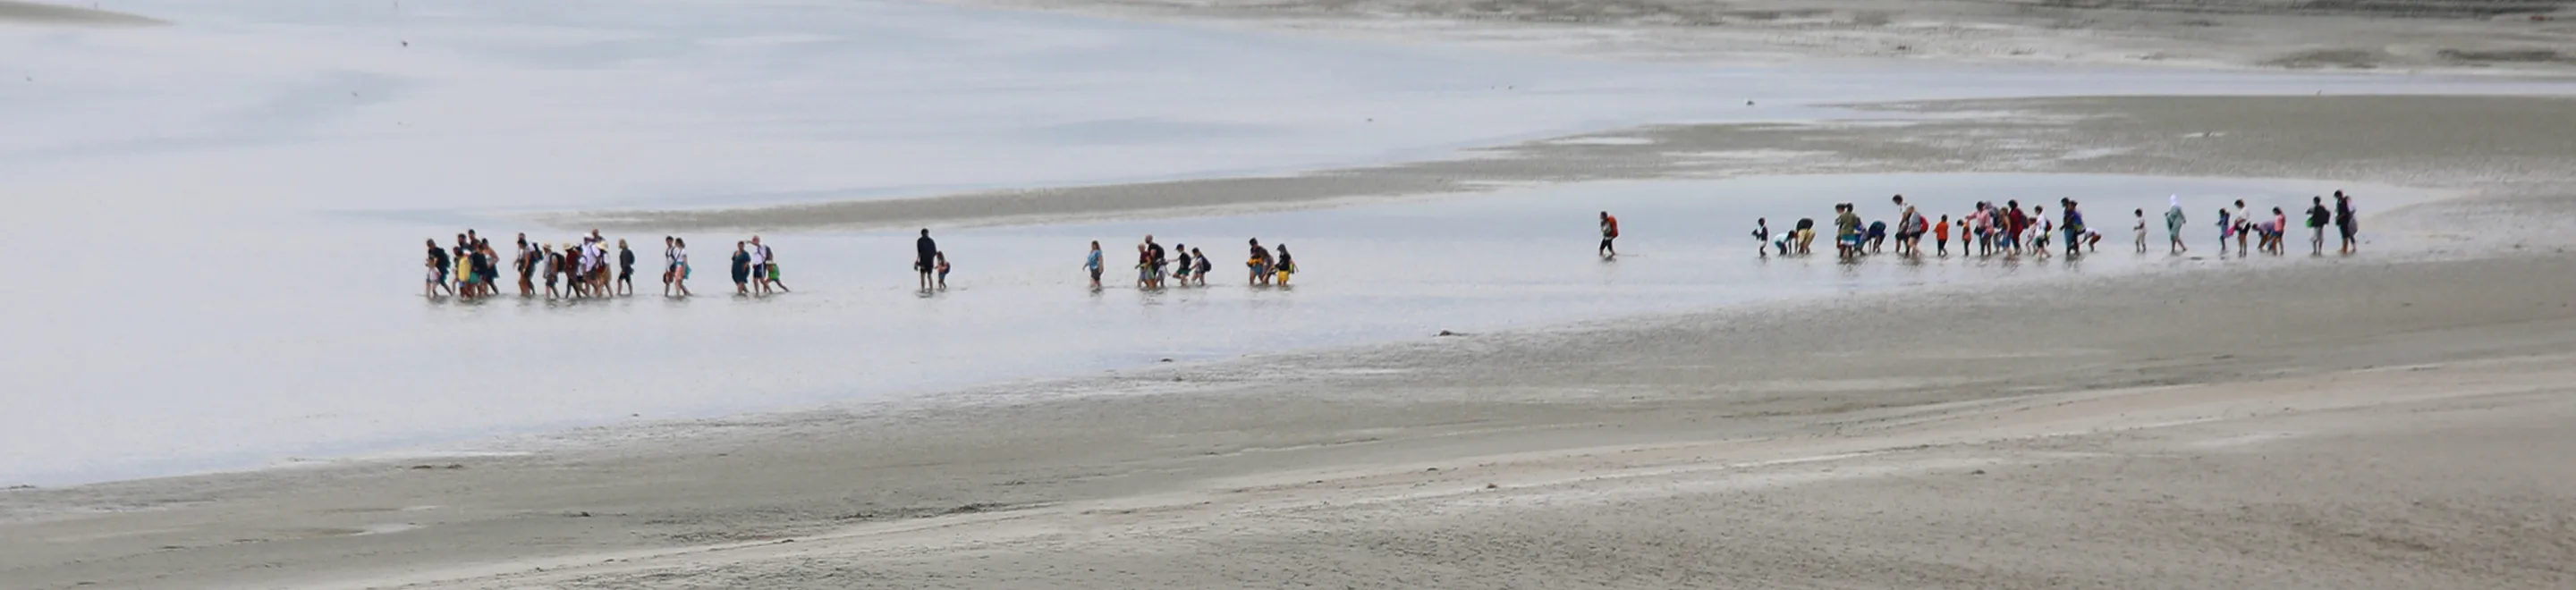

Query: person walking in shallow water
<box><xmin>1135</xmin><ymin>243</ymin><xmax>1153</xmax><ymax>289</ymax></box>
<box><xmin>1191</xmin><ymin>248</ymin><xmax>1211</xmax><ymax>286</ymax></box>
<box><xmin>667</xmin><ymin>238</ymin><xmax>692</xmax><ymax>297</ymax></box>
<box><xmin>2165</xmin><ymin>196</ymin><xmax>2188</xmax><ymax>254</ymax></box>
<box><xmin>426</xmin><ymin>239</ymin><xmax>453</xmax><ymax>298</ymax></box>
<box><xmin>915</xmin><ymin>229</ymin><xmax>938</xmax><ymax>291</ymax></box>
<box><xmin>934</xmin><ymin>252</ymin><xmax>951</xmax><ymax>290</ymax></box>
<box><xmin>616</xmin><ymin>239</ymin><xmax>635</xmax><ymax>296</ymax></box>
<box><xmin>514</xmin><ymin>234</ymin><xmax>535</xmax><ymax>297</ymax></box>
<box><xmin>730</xmin><ymin>241</ymin><xmax>752</xmax><ymax>296</ymax></box>
<box><xmin>1247</xmin><ymin>239</ymin><xmax>1272</xmax><ymax>286</ymax></box>
<box><xmin>1272</xmin><ymin>244</ymin><xmax>1296</xmax><ymax>285</ymax></box>
<box><xmin>1143</xmin><ymin>235</ymin><xmax>1167</xmax><ymax>290</ymax></box>
<box><xmin>747</xmin><ymin>235</ymin><xmax>772</xmax><ymax>296</ymax></box>
<box><xmin>758</xmin><ymin>237</ymin><xmax>790</xmax><ymax>293</ymax></box>
<box><xmin>1598</xmin><ymin>211</ymin><xmax>1620</xmax><ymax>258</ymax></box>
<box><xmin>1085</xmin><ymin>240</ymin><xmax>1104</xmax><ymax>290</ymax></box>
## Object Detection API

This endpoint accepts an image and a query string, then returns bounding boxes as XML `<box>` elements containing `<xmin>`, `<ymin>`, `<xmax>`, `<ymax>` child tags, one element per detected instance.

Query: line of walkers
<box><xmin>1083</xmin><ymin>236</ymin><xmax>1293</xmax><ymax>291</ymax></box>
<box><xmin>1741</xmin><ymin>191</ymin><xmax>2360</xmax><ymax>260</ymax></box>
<box><xmin>423</xmin><ymin>230</ymin><xmax>790</xmax><ymax>299</ymax></box>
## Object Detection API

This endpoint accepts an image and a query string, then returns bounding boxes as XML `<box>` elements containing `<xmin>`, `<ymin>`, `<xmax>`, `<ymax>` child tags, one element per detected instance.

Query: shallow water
<box><xmin>0</xmin><ymin>0</ymin><xmax>2538</xmax><ymax>484</ymax></box>
<box><xmin>0</xmin><ymin>171</ymin><xmax>2426</xmax><ymax>485</ymax></box>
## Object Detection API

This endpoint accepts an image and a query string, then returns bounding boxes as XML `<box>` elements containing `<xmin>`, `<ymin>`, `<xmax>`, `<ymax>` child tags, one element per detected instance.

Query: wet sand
<box><xmin>0</xmin><ymin>0</ymin><xmax>161</xmax><ymax>25</ymax></box>
<box><xmin>942</xmin><ymin>0</ymin><xmax>2576</xmax><ymax>73</ymax></box>
<box><xmin>569</xmin><ymin>94</ymin><xmax>2576</xmax><ymax>238</ymax></box>
<box><xmin>12</xmin><ymin>92</ymin><xmax>2576</xmax><ymax>587</ymax></box>
<box><xmin>8</xmin><ymin>251</ymin><xmax>2576</xmax><ymax>589</ymax></box>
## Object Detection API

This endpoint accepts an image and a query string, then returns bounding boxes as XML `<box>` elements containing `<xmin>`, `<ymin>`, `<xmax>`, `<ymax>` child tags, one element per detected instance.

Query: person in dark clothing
<box><xmin>1272</xmin><ymin>244</ymin><xmax>1295</xmax><ymax>285</ymax></box>
<box><xmin>615</xmin><ymin>239</ymin><xmax>636</xmax><ymax>296</ymax></box>
<box><xmin>2333</xmin><ymin>191</ymin><xmax>2359</xmax><ymax>254</ymax></box>
<box><xmin>915</xmin><ymin>229</ymin><xmax>937</xmax><ymax>291</ymax></box>
<box><xmin>515</xmin><ymin>234</ymin><xmax>536</xmax><ymax>297</ymax></box>
<box><xmin>1191</xmin><ymin>248</ymin><xmax>1212</xmax><ymax>286</ymax></box>
<box><xmin>1144</xmin><ymin>235</ymin><xmax>1166</xmax><ymax>290</ymax></box>
<box><xmin>543</xmin><ymin>245</ymin><xmax>563</xmax><ymax>299</ymax></box>
<box><xmin>1792</xmin><ymin>217</ymin><xmax>1816</xmax><ymax>255</ymax></box>
<box><xmin>731</xmin><ymin>241</ymin><xmax>752</xmax><ymax>295</ymax></box>
<box><xmin>425</xmin><ymin>240</ymin><xmax>452</xmax><ymax>298</ymax></box>
<box><xmin>2306</xmin><ymin>196</ymin><xmax>2334</xmax><ymax>255</ymax></box>
<box><xmin>1598</xmin><ymin>211</ymin><xmax>1620</xmax><ymax>258</ymax></box>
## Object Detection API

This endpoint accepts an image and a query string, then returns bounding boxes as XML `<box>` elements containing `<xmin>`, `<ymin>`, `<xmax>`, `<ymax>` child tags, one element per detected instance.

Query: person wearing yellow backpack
<box><xmin>1272</xmin><ymin>244</ymin><xmax>1296</xmax><ymax>286</ymax></box>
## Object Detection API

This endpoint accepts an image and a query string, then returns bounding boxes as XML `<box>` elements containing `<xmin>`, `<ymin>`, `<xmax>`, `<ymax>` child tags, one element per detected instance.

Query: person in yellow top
<box><xmin>1272</xmin><ymin>244</ymin><xmax>1296</xmax><ymax>286</ymax></box>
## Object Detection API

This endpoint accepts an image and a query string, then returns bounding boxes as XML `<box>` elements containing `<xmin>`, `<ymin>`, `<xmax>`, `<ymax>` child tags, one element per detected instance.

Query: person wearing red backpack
<box><xmin>1598</xmin><ymin>211</ymin><xmax>1620</xmax><ymax>258</ymax></box>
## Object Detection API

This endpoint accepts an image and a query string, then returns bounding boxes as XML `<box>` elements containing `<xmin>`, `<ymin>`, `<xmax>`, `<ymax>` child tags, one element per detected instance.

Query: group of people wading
<box><xmin>1744</xmin><ymin>191</ymin><xmax>2360</xmax><ymax>261</ymax></box>
<box><xmin>1085</xmin><ymin>236</ymin><xmax>1293</xmax><ymax>291</ymax></box>
<box><xmin>424</xmin><ymin>230</ymin><xmax>788</xmax><ymax>299</ymax></box>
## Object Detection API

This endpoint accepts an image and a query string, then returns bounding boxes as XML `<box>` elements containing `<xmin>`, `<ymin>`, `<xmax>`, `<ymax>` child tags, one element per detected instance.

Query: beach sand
<box><xmin>0</xmin><ymin>0</ymin><xmax>162</xmax><ymax>26</ymax></box>
<box><xmin>941</xmin><ymin>0</ymin><xmax>2576</xmax><ymax>73</ymax></box>
<box><xmin>13</xmin><ymin>90</ymin><xmax>2576</xmax><ymax>587</ymax></box>
<box><xmin>567</xmin><ymin>94</ymin><xmax>2576</xmax><ymax>240</ymax></box>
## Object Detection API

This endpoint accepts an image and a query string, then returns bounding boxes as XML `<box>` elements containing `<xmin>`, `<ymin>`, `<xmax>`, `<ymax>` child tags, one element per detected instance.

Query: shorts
<box><xmin>620</xmin><ymin>267</ymin><xmax>633</xmax><ymax>281</ymax></box>
<box><xmin>1089</xmin><ymin>267</ymin><xmax>1104</xmax><ymax>281</ymax></box>
<box><xmin>428</xmin><ymin>268</ymin><xmax>444</xmax><ymax>283</ymax></box>
<box><xmin>916</xmin><ymin>258</ymin><xmax>933</xmax><ymax>274</ymax></box>
<box><xmin>2339</xmin><ymin>223</ymin><xmax>2356</xmax><ymax>239</ymax></box>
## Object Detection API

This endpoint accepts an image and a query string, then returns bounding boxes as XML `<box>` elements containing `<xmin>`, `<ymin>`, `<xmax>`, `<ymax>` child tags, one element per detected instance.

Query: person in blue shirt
<box><xmin>1085</xmin><ymin>240</ymin><xmax>1104</xmax><ymax>290</ymax></box>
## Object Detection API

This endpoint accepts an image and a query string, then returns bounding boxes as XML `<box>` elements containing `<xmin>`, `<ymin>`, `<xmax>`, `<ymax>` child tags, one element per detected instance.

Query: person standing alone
<box><xmin>1598</xmin><ymin>211</ymin><xmax>1620</xmax><ymax>258</ymax></box>
<box><xmin>915</xmin><ymin>229</ymin><xmax>938</xmax><ymax>291</ymax></box>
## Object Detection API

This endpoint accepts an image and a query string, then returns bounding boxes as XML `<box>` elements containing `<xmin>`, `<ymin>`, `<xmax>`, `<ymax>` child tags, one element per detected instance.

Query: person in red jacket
<box><xmin>1598</xmin><ymin>211</ymin><xmax>1620</xmax><ymax>258</ymax></box>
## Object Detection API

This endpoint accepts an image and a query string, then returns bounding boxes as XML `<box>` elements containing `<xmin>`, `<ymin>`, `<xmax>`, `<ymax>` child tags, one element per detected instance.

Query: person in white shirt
<box><xmin>755</xmin><ymin>237</ymin><xmax>789</xmax><ymax>293</ymax></box>
<box><xmin>668</xmin><ymin>238</ymin><xmax>692</xmax><ymax>298</ymax></box>
<box><xmin>746</xmin><ymin>235</ymin><xmax>771</xmax><ymax>295</ymax></box>
<box><xmin>2133</xmin><ymin>208</ymin><xmax>2149</xmax><ymax>253</ymax></box>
